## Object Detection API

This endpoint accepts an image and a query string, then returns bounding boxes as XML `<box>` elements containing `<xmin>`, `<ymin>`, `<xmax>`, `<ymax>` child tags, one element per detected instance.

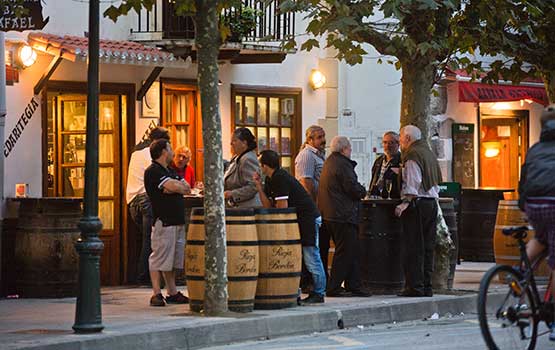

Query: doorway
<box><xmin>479</xmin><ymin>110</ymin><xmax>529</xmax><ymax>197</ymax></box>
<box><xmin>44</xmin><ymin>82</ymin><xmax>134</xmax><ymax>285</ymax></box>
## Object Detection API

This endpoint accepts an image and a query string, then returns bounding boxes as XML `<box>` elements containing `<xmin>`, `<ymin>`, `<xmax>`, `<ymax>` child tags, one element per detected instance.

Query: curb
<box><xmin>11</xmin><ymin>294</ymin><xmax>480</xmax><ymax>350</ymax></box>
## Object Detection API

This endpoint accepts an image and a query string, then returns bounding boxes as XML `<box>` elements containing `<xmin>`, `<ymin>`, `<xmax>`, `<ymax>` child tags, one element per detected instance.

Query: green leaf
<box><xmin>300</xmin><ymin>39</ymin><xmax>320</xmax><ymax>51</ymax></box>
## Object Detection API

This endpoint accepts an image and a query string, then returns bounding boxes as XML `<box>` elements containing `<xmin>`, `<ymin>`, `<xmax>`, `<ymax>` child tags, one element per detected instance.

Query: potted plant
<box><xmin>223</xmin><ymin>6</ymin><xmax>260</xmax><ymax>43</ymax></box>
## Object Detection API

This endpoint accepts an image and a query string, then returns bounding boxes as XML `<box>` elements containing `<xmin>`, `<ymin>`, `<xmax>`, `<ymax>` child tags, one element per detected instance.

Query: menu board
<box><xmin>452</xmin><ymin>123</ymin><xmax>475</xmax><ymax>188</ymax></box>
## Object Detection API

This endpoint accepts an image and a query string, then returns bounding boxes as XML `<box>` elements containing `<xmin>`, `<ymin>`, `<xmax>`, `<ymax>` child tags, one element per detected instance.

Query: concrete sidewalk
<box><xmin>0</xmin><ymin>262</ymin><xmax>495</xmax><ymax>350</ymax></box>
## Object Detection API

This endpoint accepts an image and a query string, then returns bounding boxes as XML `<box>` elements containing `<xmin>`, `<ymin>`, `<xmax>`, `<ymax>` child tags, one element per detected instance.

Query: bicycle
<box><xmin>478</xmin><ymin>225</ymin><xmax>553</xmax><ymax>350</ymax></box>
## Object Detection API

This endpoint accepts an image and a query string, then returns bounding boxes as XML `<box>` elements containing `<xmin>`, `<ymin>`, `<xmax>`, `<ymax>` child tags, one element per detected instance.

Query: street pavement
<box><xmin>201</xmin><ymin>315</ymin><xmax>554</xmax><ymax>350</ymax></box>
<box><xmin>0</xmin><ymin>262</ymin><xmax>509</xmax><ymax>350</ymax></box>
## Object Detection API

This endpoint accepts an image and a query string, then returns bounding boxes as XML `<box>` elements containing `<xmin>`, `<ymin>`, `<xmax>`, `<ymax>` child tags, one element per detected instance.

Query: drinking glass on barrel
<box><xmin>385</xmin><ymin>179</ymin><xmax>393</xmax><ymax>200</ymax></box>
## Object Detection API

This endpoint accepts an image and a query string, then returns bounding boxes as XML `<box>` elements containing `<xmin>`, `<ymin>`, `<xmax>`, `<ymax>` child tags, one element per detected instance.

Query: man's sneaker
<box><xmin>301</xmin><ymin>293</ymin><xmax>324</xmax><ymax>305</ymax></box>
<box><xmin>166</xmin><ymin>291</ymin><xmax>189</xmax><ymax>304</ymax></box>
<box><xmin>150</xmin><ymin>293</ymin><xmax>165</xmax><ymax>307</ymax></box>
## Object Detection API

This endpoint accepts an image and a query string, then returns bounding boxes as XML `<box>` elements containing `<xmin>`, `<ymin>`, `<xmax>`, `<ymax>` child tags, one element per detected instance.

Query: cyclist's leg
<box><xmin>526</xmin><ymin>238</ymin><xmax>547</xmax><ymax>268</ymax></box>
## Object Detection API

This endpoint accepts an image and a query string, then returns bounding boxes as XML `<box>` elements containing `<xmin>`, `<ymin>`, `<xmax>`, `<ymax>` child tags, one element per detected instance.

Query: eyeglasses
<box><xmin>382</xmin><ymin>141</ymin><xmax>398</xmax><ymax>145</ymax></box>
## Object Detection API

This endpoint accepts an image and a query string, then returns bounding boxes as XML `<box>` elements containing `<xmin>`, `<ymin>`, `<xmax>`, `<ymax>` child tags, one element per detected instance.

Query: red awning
<box><xmin>458</xmin><ymin>81</ymin><xmax>548</xmax><ymax>106</ymax></box>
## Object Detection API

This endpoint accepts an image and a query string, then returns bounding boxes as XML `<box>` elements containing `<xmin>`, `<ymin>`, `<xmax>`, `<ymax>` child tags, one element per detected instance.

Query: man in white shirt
<box><xmin>395</xmin><ymin>125</ymin><xmax>441</xmax><ymax>297</ymax></box>
<box><xmin>127</xmin><ymin>127</ymin><xmax>170</xmax><ymax>284</ymax></box>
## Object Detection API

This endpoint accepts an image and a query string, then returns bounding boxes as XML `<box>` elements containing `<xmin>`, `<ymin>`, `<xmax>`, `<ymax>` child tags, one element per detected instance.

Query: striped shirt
<box><xmin>295</xmin><ymin>144</ymin><xmax>325</xmax><ymax>195</ymax></box>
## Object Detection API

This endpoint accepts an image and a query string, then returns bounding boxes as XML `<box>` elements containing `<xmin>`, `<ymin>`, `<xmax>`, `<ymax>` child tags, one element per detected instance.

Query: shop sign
<box><xmin>1</xmin><ymin>0</ymin><xmax>49</xmax><ymax>32</ymax></box>
<box><xmin>4</xmin><ymin>95</ymin><xmax>39</xmax><ymax>157</ymax></box>
<box><xmin>458</xmin><ymin>81</ymin><xmax>548</xmax><ymax>106</ymax></box>
<box><xmin>452</xmin><ymin>123</ymin><xmax>475</xmax><ymax>188</ymax></box>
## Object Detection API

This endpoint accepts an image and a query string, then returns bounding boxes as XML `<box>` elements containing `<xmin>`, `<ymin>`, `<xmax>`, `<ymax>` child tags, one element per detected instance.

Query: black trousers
<box><xmin>401</xmin><ymin>198</ymin><xmax>438</xmax><ymax>293</ymax></box>
<box><xmin>319</xmin><ymin>223</ymin><xmax>330</xmax><ymax>282</ymax></box>
<box><xmin>326</xmin><ymin>221</ymin><xmax>362</xmax><ymax>292</ymax></box>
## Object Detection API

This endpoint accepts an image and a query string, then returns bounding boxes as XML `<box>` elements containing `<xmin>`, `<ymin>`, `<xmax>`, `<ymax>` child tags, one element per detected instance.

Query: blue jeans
<box><xmin>129</xmin><ymin>193</ymin><xmax>154</xmax><ymax>282</ymax></box>
<box><xmin>302</xmin><ymin>216</ymin><xmax>326</xmax><ymax>296</ymax></box>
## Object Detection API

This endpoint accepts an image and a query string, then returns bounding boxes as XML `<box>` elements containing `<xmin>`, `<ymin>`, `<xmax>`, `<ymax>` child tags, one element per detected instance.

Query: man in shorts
<box><xmin>144</xmin><ymin>139</ymin><xmax>191</xmax><ymax>306</ymax></box>
<box><xmin>519</xmin><ymin>104</ymin><xmax>555</xmax><ymax>340</ymax></box>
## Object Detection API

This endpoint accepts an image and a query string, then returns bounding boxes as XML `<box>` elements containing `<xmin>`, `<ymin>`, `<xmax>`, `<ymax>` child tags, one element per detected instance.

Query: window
<box><xmin>232</xmin><ymin>86</ymin><xmax>301</xmax><ymax>174</ymax></box>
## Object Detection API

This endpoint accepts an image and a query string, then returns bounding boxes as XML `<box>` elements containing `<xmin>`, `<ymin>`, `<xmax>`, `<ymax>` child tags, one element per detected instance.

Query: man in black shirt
<box><xmin>253</xmin><ymin>150</ymin><xmax>326</xmax><ymax>304</ymax></box>
<box><xmin>144</xmin><ymin>139</ymin><xmax>191</xmax><ymax>306</ymax></box>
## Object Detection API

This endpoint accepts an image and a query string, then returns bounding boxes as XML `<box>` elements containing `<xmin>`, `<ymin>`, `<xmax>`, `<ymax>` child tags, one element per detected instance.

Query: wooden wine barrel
<box><xmin>494</xmin><ymin>200</ymin><xmax>550</xmax><ymax>282</ymax></box>
<box><xmin>358</xmin><ymin>199</ymin><xmax>403</xmax><ymax>294</ymax></box>
<box><xmin>439</xmin><ymin>198</ymin><xmax>458</xmax><ymax>290</ymax></box>
<box><xmin>14</xmin><ymin>198</ymin><xmax>82</xmax><ymax>298</ymax></box>
<box><xmin>254</xmin><ymin>208</ymin><xmax>302</xmax><ymax>310</ymax></box>
<box><xmin>186</xmin><ymin>208</ymin><xmax>259</xmax><ymax>313</ymax></box>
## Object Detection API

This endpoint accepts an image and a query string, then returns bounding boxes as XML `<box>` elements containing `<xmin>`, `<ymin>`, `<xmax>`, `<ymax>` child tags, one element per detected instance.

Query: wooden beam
<box><xmin>33</xmin><ymin>56</ymin><xmax>63</xmax><ymax>95</ymax></box>
<box><xmin>136</xmin><ymin>66</ymin><xmax>164</xmax><ymax>101</ymax></box>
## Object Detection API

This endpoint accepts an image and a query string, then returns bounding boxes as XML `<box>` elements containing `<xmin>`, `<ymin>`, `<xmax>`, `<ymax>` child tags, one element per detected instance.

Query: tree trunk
<box><xmin>400</xmin><ymin>61</ymin><xmax>435</xmax><ymax>140</ymax></box>
<box><xmin>195</xmin><ymin>0</ymin><xmax>228</xmax><ymax>316</ymax></box>
<box><xmin>541</xmin><ymin>70</ymin><xmax>555</xmax><ymax>104</ymax></box>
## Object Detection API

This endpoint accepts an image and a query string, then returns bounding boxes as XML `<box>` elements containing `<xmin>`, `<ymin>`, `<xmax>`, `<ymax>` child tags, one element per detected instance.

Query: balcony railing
<box><xmin>130</xmin><ymin>0</ymin><xmax>295</xmax><ymax>43</ymax></box>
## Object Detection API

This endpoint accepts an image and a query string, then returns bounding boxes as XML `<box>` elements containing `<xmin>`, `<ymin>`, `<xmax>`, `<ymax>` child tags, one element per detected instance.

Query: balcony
<box><xmin>129</xmin><ymin>1</ymin><xmax>295</xmax><ymax>64</ymax></box>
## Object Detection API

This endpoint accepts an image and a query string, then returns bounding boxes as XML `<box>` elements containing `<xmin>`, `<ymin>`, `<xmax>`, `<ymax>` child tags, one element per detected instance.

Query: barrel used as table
<box><xmin>460</xmin><ymin>188</ymin><xmax>510</xmax><ymax>261</ymax></box>
<box><xmin>494</xmin><ymin>200</ymin><xmax>550</xmax><ymax>282</ymax></box>
<box><xmin>359</xmin><ymin>199</ymin><xmax>403</xmax><ymax>294</ymax></box>
<box><xmin>186</xmin><ymin>207</ymin><xmax>259</xmax><ymax>313</ymax></box>
<box><xmin>254</xmin><ymin>208</ymin><xmax>302</xmax><ymax>310</ymax></box>
<box><xmin>14</xmin><ymin>198</ymin><xmax>82</xmax><ymax>298</ymax></box>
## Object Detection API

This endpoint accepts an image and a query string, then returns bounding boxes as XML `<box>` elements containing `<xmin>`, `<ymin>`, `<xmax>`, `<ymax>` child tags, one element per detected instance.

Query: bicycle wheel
<box><xmin>478</xmin><ymin>265</ymin><xmax>538</xmax><ymax>350</ymax></box>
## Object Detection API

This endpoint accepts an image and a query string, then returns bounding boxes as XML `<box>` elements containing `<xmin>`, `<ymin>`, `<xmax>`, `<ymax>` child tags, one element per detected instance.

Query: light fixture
<box><xmin>16</xmin><ymin>44</ymin><xmax>37</xmax><ymax>68</ymax></box>
<box><xmin>484</xmin><ymin>145</ymin><xmax>500</xmax><ymax>158</ymax></box>
<box><xmin>309</xmin><ymin>69</ymin><xmax>326</xmax><ymax>90</ymax></box>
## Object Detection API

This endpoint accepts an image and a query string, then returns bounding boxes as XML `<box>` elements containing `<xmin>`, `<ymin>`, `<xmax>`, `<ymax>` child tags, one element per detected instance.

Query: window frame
<box><xmin>231</xmin><ymin>84</ymin><xmax>302</xmax><ymax>175</ymax></box>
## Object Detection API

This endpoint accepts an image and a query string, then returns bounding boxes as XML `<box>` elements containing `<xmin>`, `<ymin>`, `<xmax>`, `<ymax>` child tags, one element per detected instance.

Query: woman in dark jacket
<box><xmin>224</xmin><ymin>128</ymin><xmax>262</xmax><ymax>207</ymax></box>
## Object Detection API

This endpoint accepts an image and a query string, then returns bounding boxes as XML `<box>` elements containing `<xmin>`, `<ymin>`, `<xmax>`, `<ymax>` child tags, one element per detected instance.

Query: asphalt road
<box><xmin>201</xmin><ymin>314</ymin><xmax>554</xmax><ymax>350</ymax></box>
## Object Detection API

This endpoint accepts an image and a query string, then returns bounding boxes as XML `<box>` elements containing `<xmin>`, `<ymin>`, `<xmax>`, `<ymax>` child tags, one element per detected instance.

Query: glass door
<box><xmin>48</xmin><ymin>93</ymin><xmax>122</xmax><ymax>285</ymax></box>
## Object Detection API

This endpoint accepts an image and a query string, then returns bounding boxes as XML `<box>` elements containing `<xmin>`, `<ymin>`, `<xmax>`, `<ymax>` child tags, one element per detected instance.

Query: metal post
<box><xmin>73</xmin><ymin>0</ymin><xmax>104</xmax><ymax>334</ymax></box>
<box><xmin>0</xmin><ymin>32</ymin><xmax>6</xmax><ymax>290</ymax></box>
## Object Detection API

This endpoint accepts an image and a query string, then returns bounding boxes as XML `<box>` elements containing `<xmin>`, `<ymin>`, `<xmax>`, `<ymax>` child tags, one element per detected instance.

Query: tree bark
<box><xmin>400</xmin><ymin>61</ymin><xmax>435</xmax><ymax>140</ymax></box>
<box><xmin>541</xmin><ymin>70</ymin><xmax>555</xmax><ymax>104</ymax></box>
<box><xmin>195</xmin><ymin>0</ymin><xmax>228</xmax><ymax>316</ymax></box>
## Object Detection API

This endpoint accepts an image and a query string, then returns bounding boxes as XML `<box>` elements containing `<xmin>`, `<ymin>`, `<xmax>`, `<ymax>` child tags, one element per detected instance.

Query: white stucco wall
<box><xmin>337</xmin><ymin>44</ymin><xmax>402</xmax><ymax>185</ymax></box>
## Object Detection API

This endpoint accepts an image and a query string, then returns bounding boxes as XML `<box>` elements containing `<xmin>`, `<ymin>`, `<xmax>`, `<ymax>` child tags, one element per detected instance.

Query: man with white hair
<box><xmin>318</xmin><ymin>136</ymin><xmax>370</xmax><ymax>297</ymax></box>
<box><xmin>395</xmin><ymin>125</ymin><xmax>442</xmax><ymax>297</ymax></box>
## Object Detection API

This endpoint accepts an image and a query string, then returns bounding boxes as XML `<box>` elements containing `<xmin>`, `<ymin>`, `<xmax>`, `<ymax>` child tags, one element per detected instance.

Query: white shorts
<box><xmin>148</xmin><ymin>220</ymin><xmax>185</xmax><ymax>272</ymax></box>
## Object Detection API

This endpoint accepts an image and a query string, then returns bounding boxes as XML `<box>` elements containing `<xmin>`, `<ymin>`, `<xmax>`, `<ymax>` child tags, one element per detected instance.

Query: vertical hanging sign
<box><xmin>452</xmin><ymin>123</ymin><xmax>475</xmax><ymax>188</ymax></box>
<box><xmin>0</xmin><ymin>0</ymin><xmax>49</xmax><ymax>32</ymax></box>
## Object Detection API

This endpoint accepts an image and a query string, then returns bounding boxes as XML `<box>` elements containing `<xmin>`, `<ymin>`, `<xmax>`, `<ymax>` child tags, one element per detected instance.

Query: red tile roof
<box><xmin>27</xmin><ymin>32</ymin><xmax>186</xmax><ymax>67</ymax></box>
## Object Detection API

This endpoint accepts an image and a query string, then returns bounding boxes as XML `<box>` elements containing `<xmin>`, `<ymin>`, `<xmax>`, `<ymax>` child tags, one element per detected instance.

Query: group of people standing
<box><xmin>127</xmin><ymin>120</ymin><xmax>443</xmax><ymax>307</ymax></box>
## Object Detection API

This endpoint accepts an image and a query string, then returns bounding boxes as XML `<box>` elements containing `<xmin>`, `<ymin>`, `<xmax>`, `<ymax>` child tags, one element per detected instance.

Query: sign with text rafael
<box><xmin>1</xmin><ymin>0</ymin><xmax>49</xmax><ymax>32</ymax></box>
<box><xmin>458</xmin><ymin>81</ymin><xmax>548</xmax><ymax>106</ymax></box>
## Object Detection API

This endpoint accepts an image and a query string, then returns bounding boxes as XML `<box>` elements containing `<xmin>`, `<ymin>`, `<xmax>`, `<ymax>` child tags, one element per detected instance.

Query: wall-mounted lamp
<box><xmin>16</xmin><ymin>44</ymin><xmax>37</xmax><ymax>68</ymax></box>
<box><xmin>309</xmin><ymin>69</ymin><xmax>326</xmax><ymax>90</ymax></box>
<box><xmin>482</xmin><ymin>140</ymin><xmax>501</xmax><ymax>158</ymax></box>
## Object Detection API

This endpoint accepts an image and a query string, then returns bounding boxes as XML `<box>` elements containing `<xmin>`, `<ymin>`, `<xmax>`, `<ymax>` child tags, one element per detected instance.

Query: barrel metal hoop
<box><xmin>185</xmin><ymin>275</ymin><xmax>205</xmax><ymax>281</ymax></box>
<box><xmin>227</xmin><ymin>241</ymin><xmax>258</xmax><ymax>246</ymax></box>
<box><xmin>186</xmin><ymin>240</ymin><xmax>205</xmax><ymax>245</ymax></box>
<box><xmin>228</xmin><ymin>299</ymin><xmax>255</xmax><ymax>305</ymax></box>
<box><xmin>186</xmin><ymin>240</ymin><xmax>258</xmax><ymax>246</ymax></box>
<box><xmin>254</xmin><ymin>208</ymin><xmax>297</xmax><ymax>214</ymax></box>
<box><xmin>258</xmin><ymin>239</ymin><xmax>301</xmax><ymax>245</ymax></box>
<box><xmin>258</xmin><ymin>272</ymin><xmax>302</xmax><ymax>278</ymax></box>
<box><xmin>255</xmin><ymin>294</ymin><xmax>299</xmax><ymax>300</ymax></box>
<box><xmin>255</xmin><ymin>220</ymin><xmax>298</xmax><ymax>224</ymax></box>
<box><xmin>228</xmin><ymin>276</ymin><xmax>258</xmax><ymax>281</ymax></box>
